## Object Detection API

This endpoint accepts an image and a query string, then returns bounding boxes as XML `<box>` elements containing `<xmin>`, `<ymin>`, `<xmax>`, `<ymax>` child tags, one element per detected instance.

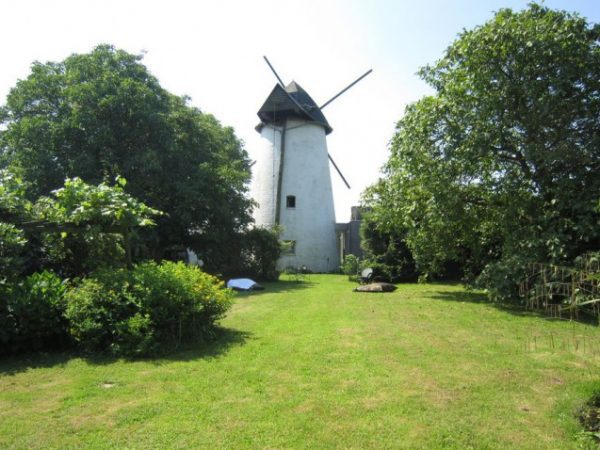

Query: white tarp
<box><xmin>227</xmin><ymin>278</ymin><xmax>259</xmax><ymax>291</ymax></box>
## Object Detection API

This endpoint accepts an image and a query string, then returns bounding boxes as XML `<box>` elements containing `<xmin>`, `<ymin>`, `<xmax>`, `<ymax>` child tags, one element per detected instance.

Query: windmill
<box><xmin>250</xmin><ymin>57</ymin><xmax>372</xmax><ymax>272</ymax></box>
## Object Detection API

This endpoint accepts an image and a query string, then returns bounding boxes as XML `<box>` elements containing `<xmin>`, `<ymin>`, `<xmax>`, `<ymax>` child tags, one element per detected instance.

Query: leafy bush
<box><xmin>34</xmin><ymin>177</ymin><xmax>161</xmax><ymax>273</ymax></box>
<box><xmin>360</xmin><ymin>213</ymin><xmax>418</xmax><ymax>282</ymax></box>
<box><xmin>578</xmin><ymin>391</ymin><xmax>600</xmax><ymax>440</ymax></box>
<box><xmin>0</xmin><ymin>170</ymin><xmax>30</xmax><ymax>280</ymax></box>
<box><xmin>0</xmin><ymin>271</ymin><xmax>69</xmax><ymax>355</ymax></box>
<box><xmin>0</xmin><ymin>223</ymin><xmax>27</xmax><ymax>280</ymax></box>
<box><xmin>37</xmin><ymin>229</ymin><xmax>126</xmax><ymax>277</ymax></box>
<box><xmin>0</xmin><ymin>284</ymin><xmax>18</xmax><ymax>353</ymax></box>
<box><xmin>65</xmin><ymin>261</ymin><xmax>232</xmax><ymax>356</ymax></box>
<box><xmin>341</xmin><ymin>255</ymin><xmax>361</xmax><ymax>281</ymax></box>
<box><xmin>238</xmin><ymin>227</ymin><xmax>281</xmax><ymax>281</ymax></box>
<box><xmin>1</xmin><ymin>173</ymin><xmax>161</xmax><ymax>280</ymax></box>
<box><xmin>474</xmin><ymin>255</ymin><xmax>531</xmax><ymax>303</ymax></box>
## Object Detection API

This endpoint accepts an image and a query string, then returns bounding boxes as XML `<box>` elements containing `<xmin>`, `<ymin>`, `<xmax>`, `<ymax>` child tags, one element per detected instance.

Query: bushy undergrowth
<box><xmin>65</xmin><ymin>261</ymin><xmax>232</xmax><ymax>356</ymax></box>
<box><xmin>340</xmin><ymin>255</ymin><xmax>361</xmax><ymax>281</ymax></box>
<box><xmin>578</xmin><ymin>391</ymin><xmax>600</xmax><ymax>441</ymax></box>
<box><xmin>0</xmin><ymin>271</ymin><xmax>69</xmax><ymax>355</ymax></box>
<box><xmin>359</xmin><ymin>214</ymin><xmax>418</xmax><ymax>283</ymax></box>
<box><xmin>1</xmin><ymin>262</ymin><xmax>232</xmax><ymax>357</ymax></box>
<box><xmin>237</xmin><ymin>227</ymin><xmax>281</xmax><ymax>281</ymax></box>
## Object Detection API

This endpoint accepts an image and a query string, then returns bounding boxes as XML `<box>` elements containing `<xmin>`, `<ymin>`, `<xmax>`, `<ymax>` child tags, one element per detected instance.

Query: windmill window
<box><xmin>282</xmin><ymin>240</ymin><xmax>296</xmax><ymax>255</ymax></box>
<box><xmin>286</xmin><ymin>195</ymin><xmax>296</xmax><ymax>209</ymax></box>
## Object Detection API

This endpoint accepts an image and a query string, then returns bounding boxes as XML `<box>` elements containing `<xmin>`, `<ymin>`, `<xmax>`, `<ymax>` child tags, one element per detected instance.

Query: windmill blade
<box><xmin>328</xmin><ymin>153</ymin><xmax>351</xmax><ymax>189</ymax></box>
<box><xmin>263</xmin><ymin>56</ymin><xmax>285</xmax><ymax>87</ymax></box>
<box><xmin>320</xmin><ymin>69</ymin><xmax>373</xmax><ymax>110</ymax></box>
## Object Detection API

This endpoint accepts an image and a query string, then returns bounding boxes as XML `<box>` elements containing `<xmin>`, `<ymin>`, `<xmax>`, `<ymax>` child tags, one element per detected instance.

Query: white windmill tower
<box><xmin>251</xmin><ymin>57</ymin><xmax>371</xmax><ymax>273</ymax></box>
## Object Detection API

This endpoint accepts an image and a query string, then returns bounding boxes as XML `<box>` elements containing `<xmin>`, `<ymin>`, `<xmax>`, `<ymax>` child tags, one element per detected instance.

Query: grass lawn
<box><xmin>1</xmin><ymin>275</ymin><xmax>599</xmax><ymax>449</ymax></box>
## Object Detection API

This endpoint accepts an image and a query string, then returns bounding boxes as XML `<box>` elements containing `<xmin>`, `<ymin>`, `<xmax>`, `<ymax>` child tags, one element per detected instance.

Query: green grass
<box><xmin>1</xmin><ymin>275</ymin><xmax>599</xmax><ymax>449</ymax></box>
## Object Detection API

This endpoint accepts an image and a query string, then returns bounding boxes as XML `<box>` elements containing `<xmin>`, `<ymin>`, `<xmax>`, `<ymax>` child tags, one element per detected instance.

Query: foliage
<box><xmin>0</xmin><ymin>223</ymin><xmax>27</xmax><ymax>279</ymax></box>
<box><xmin>518</xmin><ymin>252</ymin><xmax>600</xmax><ymax>321</ymax></box>
<box><xmin>0</xmin><ymin>169</ymin><xmax>30</xmax><ymax>220</ymax></box>
<box><xmin>1</xmin><ymin>168</ymin><xmax>161</xmax><ymax>277</ymax></box>
<box><xmin>1</xmin><ymin>276</ymin><xmax>599</xmax><ymax>448</ymax></box>
<box><xmin>237</xmin><ymin>227</ymin><xmax>281</xmax><ymax>281</ymax></box>
<box><xmin>359</xmin><ymin>207</ymin><xmax>418</xmax><ymax>282</ymax></box>
<box><xmin>340</xmin><ymin>254</ymin><xmax>361</xmax><ymax>281</ymax></box>
<box><xmin>65</xmin><ymin>261</ymin><xmax>233</xmax><ymax>356</ymax></box>
<box><xmin>477</xmin><ymin>255</ymin><xmax>531</xmax><ymax>302</ymax></box>
<box><xmin>0</xmin><ymin>44</ymin><xmax>253</xmax><ymax>272</ymax></box>
<box><xmin>37</xmin><ymin>177</ymin><xmax>159</xmax><ymax>229</ymax></box>
<box><xmin>0</xmin><ymin>170</ymin><xmax>30</xmax><ymax>278</ymax></box>
<box><xmin>365</xmin><ymin>4</ymin><xmax>600</xmax><ymax>300</ymax></box>
<box><xmin>578</xmin><ymin>391</ymin><xmax>600</xmax><ymax>440</ymax></box>
<box><xmin>34</xmin><ymin>176</ymin><xmax>161</xmax><ymax>272</ymax></box>
<box><xmin>0</xmin><ymin>271</ymin><xmax>68</xmax><ymax>355</ymax></box>
<box><xmin>0</xmin><ymin>171</ymin><xmax>229</xmax><ymax>358</ymax></box>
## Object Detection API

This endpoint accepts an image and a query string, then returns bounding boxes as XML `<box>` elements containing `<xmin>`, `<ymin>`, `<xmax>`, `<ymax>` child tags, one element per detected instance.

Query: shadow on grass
<box><xmin>429</xmin><ymin>290</ymin><xmax>599</xmax><ymax>324</ymax></box>
<box><xmin>0</xmin><ymin>351</ymin><xmax>73</xmax><ymax>376</ymax></box>
<box><xmin>429</xmin><ymin>290</ymin><xmax>490</xmax><ymax>304</ymax></box>
<box><xmin>0</xmin><ymin>327</ymin><xmax>252</xmax><ymax>375</ymax></box>
<box><xmin>234</xmin><ymin>279</ymin><xmax>315</xmax><ymax>298</ymax></box>
<box><xmin>430</xmin><ymin>290</ymin><xmax>547</xmax><ymax>318</ymax></box>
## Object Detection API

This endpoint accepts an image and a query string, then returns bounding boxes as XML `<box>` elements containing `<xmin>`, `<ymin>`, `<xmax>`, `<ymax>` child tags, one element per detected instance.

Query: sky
<box><xmin>1</xmin><ymin>0</ymin><xmax>599</xmax><ymax>221</ymax></box>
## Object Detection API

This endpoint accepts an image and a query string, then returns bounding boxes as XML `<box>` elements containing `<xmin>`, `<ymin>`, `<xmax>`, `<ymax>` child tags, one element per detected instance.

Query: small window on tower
<box><xmin>282</xmin><ymin>240</ymin><xmax>296</xmax><ymax>255</ymax></box>
<box><xmin>286</xmin><ymin>195</ymin><xmax>296</xmax><ymax>209</ymax></box>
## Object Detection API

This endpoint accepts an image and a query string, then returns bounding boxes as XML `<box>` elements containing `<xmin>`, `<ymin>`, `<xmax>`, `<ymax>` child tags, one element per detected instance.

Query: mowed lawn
<box><xmin>1</xmin><ymin>275</ymin><xmax>599</xmax><ymax>449</ymax></box>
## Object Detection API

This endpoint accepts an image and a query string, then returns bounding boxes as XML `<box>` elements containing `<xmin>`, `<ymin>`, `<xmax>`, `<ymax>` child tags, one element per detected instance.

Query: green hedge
<box><xmin>65</xmin><ymin>261</ymin><xmax>232</xmax><ymax>356</ymax></box>
<box><xmin>0</xmin><ymin>271</ymin><xmax>69</xmax><ymax>355</ymax></box>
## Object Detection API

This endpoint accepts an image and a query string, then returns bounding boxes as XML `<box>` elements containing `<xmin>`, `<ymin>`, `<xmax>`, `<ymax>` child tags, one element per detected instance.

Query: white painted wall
<box><xmin>250</xmin><ymin>119</ymin><xmax>339</xmax><ymax>273</ymax></box>
<box><xmin>249</xmin><ymin>125</ymin><xmax>281</xmax><ymax>227</ymax></box>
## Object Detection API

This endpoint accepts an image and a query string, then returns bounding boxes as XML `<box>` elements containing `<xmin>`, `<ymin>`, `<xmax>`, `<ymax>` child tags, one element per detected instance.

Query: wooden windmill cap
<box><xmin>256</xmin><ymin>81</ymin><xmax>333</xmax><ymax>134</ymax></box>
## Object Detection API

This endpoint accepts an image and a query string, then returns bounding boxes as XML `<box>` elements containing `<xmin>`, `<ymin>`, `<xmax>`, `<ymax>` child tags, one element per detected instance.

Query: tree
<box><xmin>35</xmin><ymin>176</ymin><xmax>161</xmax><ymax>271</ymax></box>
<box><xmin>1</xmin><ymin>169</ymin><xmax>161</xmax><ymax>276</ymax></box>
<box><xmin>238</xmin><ymin>227</ymin><xmax>282</xmax><ymax>281</ymax></box>
<box><xmin>365</xmin><ymin>4</ymin><xmax>600</xmax><ymax>299</ymax></box>
<box><xmin>0</xmin><ymin>45</ymin><xmax>253</xmax><ymax>271</ymax></box>
<box><xmin>0</xmin><ymin>174</ymin><xmax>163</xmax><ymax>355</ymax></box>
<box><xmin>358</xmin><ymin>198</ymin><xmax>417</xmax><ymax>282</ymax></box>
<box><xmin>0</xmin><ymin>170</ymin><xmax>32</xmax><ymax>279</ymax></box>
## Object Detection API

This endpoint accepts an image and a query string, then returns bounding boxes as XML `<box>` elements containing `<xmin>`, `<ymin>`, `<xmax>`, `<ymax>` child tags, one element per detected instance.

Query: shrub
<box><xmin>360</xmin><ymin>214</ymin><xmax>418</xmax><ymax>283</ymax></box>
<box><xmin>65</xmin><ymin>261</ymin><xmax>233</xmax><ymax>356</ymax></box>
<box><xmin>0</xmin><ymin>284</ymin><xmax>18</xmax><ymax>353</ymax></box>
<box><xmin>341</xmin><ymin>255</ymin><xmax>361</xmax><ymax>281</ymax></box>
<box><xmin>0</xmin><ymin>271</ymin><xmax>69</xmax><ymax>355</ymax></box>
<box><xmin>475</xmin><ymin>254</ymin><xmax>537</xmax><ymax>303</ymax></box>
<box><xmin>64</xmin><ymin>275</ymin><xmax>134</xmax><ymax>353</ymax></box>
<box><xmin>578</xmin><ymin>391</ymin><xmax>600</xmax><ymax>440</ymax></box>
<box><xmin>234</xmin><ymin>227</ymin><xmax>281</xmax><ymax>281</ymax></box>
<box><xmin>34</xmin><ymin>176</ymin><xmax>161</xmax><ymax>273</ymax></box>
<box><xmin>0</xmin><ymin>223</ymin><xmax>27</xmax><ymax>280</ymax></box>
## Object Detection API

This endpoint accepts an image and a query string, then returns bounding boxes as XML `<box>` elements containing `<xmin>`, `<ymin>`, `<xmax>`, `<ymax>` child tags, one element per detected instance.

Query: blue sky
<box><xmin>1</xmin><ymin>0</ymin><xmax>598</xmax><ymax>221</ymax></box>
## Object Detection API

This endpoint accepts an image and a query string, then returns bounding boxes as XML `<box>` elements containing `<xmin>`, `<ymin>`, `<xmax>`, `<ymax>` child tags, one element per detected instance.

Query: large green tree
<box><xmin>0</xmin><ymin>45</ymin><xmax>253</xmax><ymax>271</ymax></box>
<box><xmin>365</xmin><ymin>4</ymin><xmax>600</xmax><ymax>299</ymax></box>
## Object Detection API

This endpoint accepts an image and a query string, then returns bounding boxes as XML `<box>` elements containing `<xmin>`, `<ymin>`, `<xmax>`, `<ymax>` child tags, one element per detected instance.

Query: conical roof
<box><xmin>256</xmin><ymin>81</ymin><xmax>332</xmax><ymax>134</ymax></box>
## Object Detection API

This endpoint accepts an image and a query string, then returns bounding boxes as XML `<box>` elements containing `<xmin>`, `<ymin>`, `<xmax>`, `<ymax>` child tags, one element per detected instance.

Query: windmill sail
<box><xmin>320</xmin><ymin>69</ymin><xmax>373</xmax><ymax>110</ymax></box>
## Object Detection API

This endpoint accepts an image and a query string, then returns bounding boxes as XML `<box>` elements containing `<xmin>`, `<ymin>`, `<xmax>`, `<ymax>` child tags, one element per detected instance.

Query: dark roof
<box><xmin>256</xmin><ymin>81</ymin><xmax>332</xmax><ymax>134</ymax></box>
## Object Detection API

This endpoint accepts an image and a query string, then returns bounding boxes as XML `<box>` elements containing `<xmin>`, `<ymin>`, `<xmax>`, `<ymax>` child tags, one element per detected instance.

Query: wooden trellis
<box><xmin>519</xmin><ymin>253</ymin><xmax>600</xmax><ymax>323</ymax></box>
